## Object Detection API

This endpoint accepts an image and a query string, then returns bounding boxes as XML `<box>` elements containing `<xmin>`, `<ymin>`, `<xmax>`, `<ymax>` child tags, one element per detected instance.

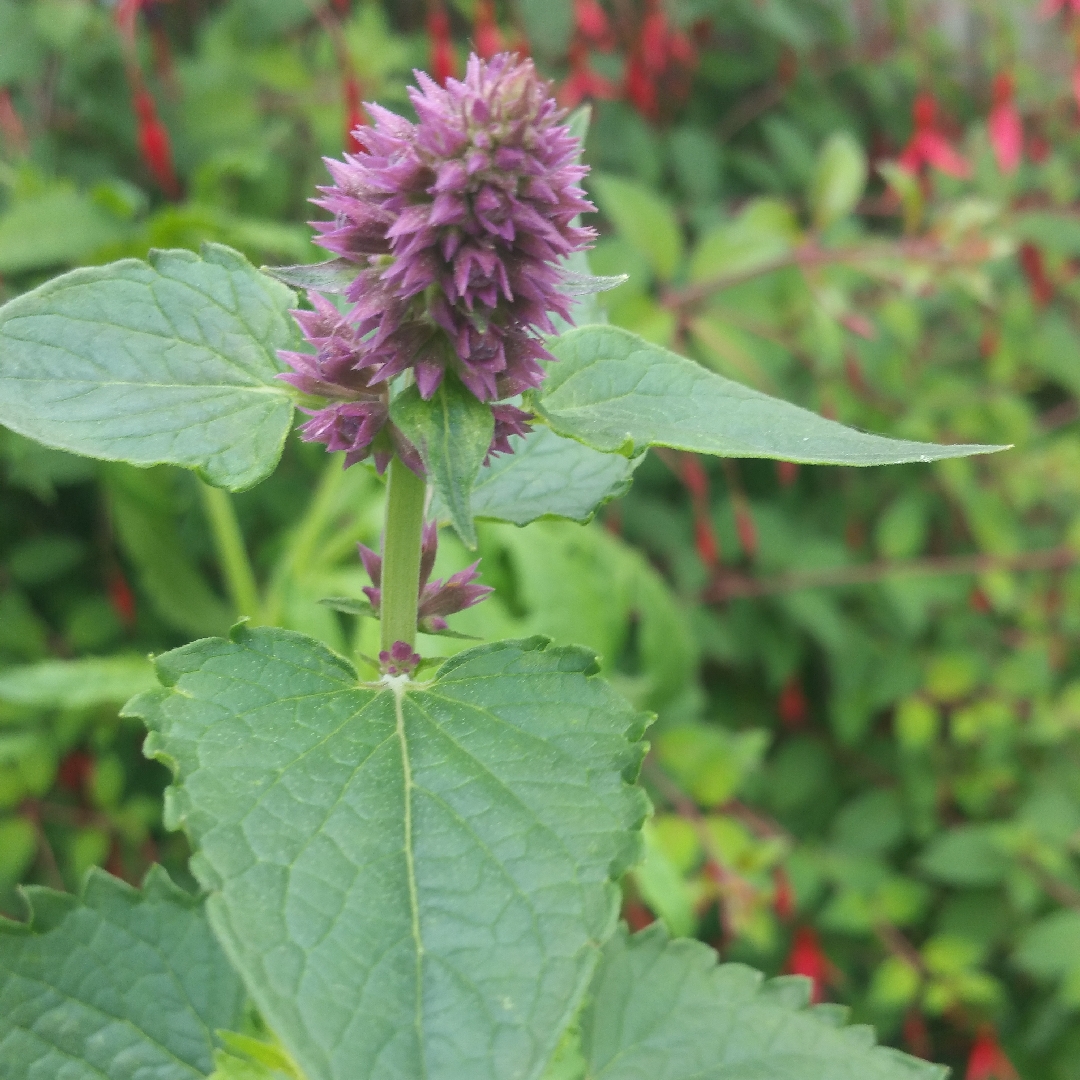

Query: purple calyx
<box><xmin>379</xmin><ymin>641</ymin><xmax>423</xmax><ymax>676</ymax></box>
<box><xmin>359</xmin><ymin>521</ymin><xmax>494</xmax><ymax>634</ymax></box>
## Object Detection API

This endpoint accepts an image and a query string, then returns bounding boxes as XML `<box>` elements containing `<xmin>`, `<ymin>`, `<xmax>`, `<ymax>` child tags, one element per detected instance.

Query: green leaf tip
<box><xmin>137</xmin><ymin>625</ymin><xmax>651</xmax><ymax>1080</ymax></box>
<box><xmin>0</xmin><ymin>242</ymin><xmax>298</xmax><ymax>492</ymax></box>
<box><xmin>539</xmin><ymin>325</ymin><xmax>1009</xmax><ymax>466</ymax></box>
<box><xmin>579</xmin><ymin>924</ymin><xmax>949</xmax><ymax>1080</ymax></box>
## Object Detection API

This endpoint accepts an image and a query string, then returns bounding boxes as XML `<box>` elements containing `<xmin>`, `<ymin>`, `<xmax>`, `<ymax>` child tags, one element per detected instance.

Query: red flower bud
<box><xmin>784</xmin><ymin>926</ymin><xmax>828</xmax><ymax>1003</ymax></box>
<box><xmin>133</xmin><ymin>89</ymin><xmax>179</xmax><ymax>197</ymax></box>
<box><xmin>108</xmin><ymin>571</ymin><xmax>137</xmax><ymax>628</ymax></box>
<box><xmin>966</xmin><ymin>1028</ymin><xmax>1018</xmax><ymax>1080</ymax></box>
<box><xmin>773</xmin><ymin>866</ymin><xmax>795</xmax><ymax>921</ymax></box>
<box><xmin>343</xmin><ymin>74</ymin><xmax>368</xmax><ymax>153</ymax></box>
<box><xmin>776</xmin><ymin>460</ymin><xmax>799</xmax><ymax>488</ymax></box>
<box><xmin>574</xmin><ymin>0</ymin><xmax>611</xmax><ymax>44</ymax></box>
<box><xmin>427</xmin><ymin>9</ymin><xmax>457</xmax><ymax>86</ymax></box>
<box><xmin>473</xmin><ymin>0</ymin><xmax>503</xmax><ymax>60</ymax></box>
<box><xmin>778</xmin><ymin>677</ymin><xmax>807</xmax><ymax>729</ymax></box>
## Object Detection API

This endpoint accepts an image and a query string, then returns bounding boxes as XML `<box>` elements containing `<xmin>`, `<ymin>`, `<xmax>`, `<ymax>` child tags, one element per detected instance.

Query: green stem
<box><xmin>199</xmin><ymin>481</ymin><xmax>261</xmax><ymax>620</ymax></box>
<box><xmin>380</xmin><ymin>456</ymin><xmax>427</xmax><ymax>653</ymax></box>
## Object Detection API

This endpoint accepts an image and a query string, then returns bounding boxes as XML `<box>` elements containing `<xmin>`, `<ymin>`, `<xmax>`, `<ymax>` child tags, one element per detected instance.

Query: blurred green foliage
<box><xmin>3</xmin><ymin>0</ymin><xmax>1080</xmax><ymax>1075</ymax></box>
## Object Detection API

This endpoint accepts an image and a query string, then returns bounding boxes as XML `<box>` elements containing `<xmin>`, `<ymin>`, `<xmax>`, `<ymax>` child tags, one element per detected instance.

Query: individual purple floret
<box><xmin>359</xmin><ymin>521</ymin><xmax>494</xmax><ymax>633</ymax></box>
<box><xmin>379</xmin><ymin>640</ymin><xmax>422</xmax><ymax>676</ymax></box>
<box><xmin>310</xmin><ymin>51</ymin><xmax>595</xmax><ymax>402</ymax></box>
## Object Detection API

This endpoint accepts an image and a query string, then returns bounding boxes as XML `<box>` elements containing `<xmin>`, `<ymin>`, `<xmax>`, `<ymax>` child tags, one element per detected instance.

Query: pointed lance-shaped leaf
<box><xmin>537</xmin><ymin>326</ymin><xmax>1008</xmax><ymax>464</ymax></box>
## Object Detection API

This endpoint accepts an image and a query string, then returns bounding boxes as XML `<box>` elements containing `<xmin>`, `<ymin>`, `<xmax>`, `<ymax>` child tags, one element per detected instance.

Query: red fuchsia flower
<box><xmin>783</xmin><ymin>926</ymin><xmax>828</xmax><ymax>1003</ymax></box>
<box><xmin>1039</xmin><ymin>0</ymin><xmax>1080</xmax><ymax>16</ymax></box>
<box><xmin>358</xmin><ymin>522</ymin><xmax>494</xmax><ymax>633</ymax></box>
<box><xmin>427</xmin><ymin>8</ymin><xmax>458</xmax><ymax>87</ymax></box>
<box><xmin>343</xmin><ymin>75</ymin><xmax>368</xmax><ymax>154</ymax></box>
<box><xmin>283</xmin><ymin>53</ymin><xmax>595</xmax><ymax>472</ymax></box>
<box><xmin>132</xmin><ymin>88</ymin><xmax>180</xmax><ymax>197</ymax></box>
<box><xmin>778</xmin><ymin>676</ymin><xmax>807</xmax><ymax>729</ymax></box>
<box><xmin>574</xmin><ymin>0</ymin><xmax>614</xmax><ymax>49</ymax></box>
<box><xmin>966</xmin><ymin>1028</ymin><xmax>1018</xmax><ymax>1080</ymax></box>
<box><xmin>473</xmin><ymin>0</ymin><xmax>504</xmax><ymax>61</ymax></box>
<box><xmin>560</xmin><ymin>42</ymin><xmax>620</xmax><ymax>108</ymax></box>
<box><xmin>897</xmin><ymin>93</ymin><xmax>971</xmax><ymax>179</ymax></box>
<box><xmin>623</xmin><ymin>1</ymin><xmax>696</xmax><ymax>121</ymax></box>
<box><xmin>988</xmin><ymin>73</ymin><xmax>1023</xmax><ymax>174</ymax></box>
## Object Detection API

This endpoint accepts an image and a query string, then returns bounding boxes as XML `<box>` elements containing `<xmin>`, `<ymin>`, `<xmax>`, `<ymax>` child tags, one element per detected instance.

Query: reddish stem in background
<box><xmin>1018</xmin><ymin>242</ymin><xmax>1054</xmax><ymax>306</ymax></box>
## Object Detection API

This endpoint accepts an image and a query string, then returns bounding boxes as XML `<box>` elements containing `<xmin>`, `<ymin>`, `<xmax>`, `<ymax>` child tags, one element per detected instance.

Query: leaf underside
<box><xmin>129</xmin><ymin>627</ymin><xmax>650</xmax><ymax>1080</ymax></box>
<box><xmin>0</xmin><ymin>243</ymin><xmax>297</xmax><ymax>491</ymax></box>
<box><xmin>0</xmin><ymin>866</ymin><xmax>245</xmax><ymax>1080</ymax></box>
<box><xmin>580</xmin><ymin>925</ymin><xmax>948</xmax><ymax>1080</ymax></box>
<box><xmin>434</xmin><ymin>426</ymin><xmax>641</xmax><ymax>528</ymax></box>
<box><xmin>539</xmin><ymin>325</ymin><xmax>1007</xmax><ymax>465</ymax></box>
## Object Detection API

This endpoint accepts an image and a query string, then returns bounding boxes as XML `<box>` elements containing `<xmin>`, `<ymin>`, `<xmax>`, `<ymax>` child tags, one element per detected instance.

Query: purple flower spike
<box><xmin>357</xmin><ymin>521</ymin><xmax>493</xmax><ymax>633</ymax></box>
<box><xmin>280</xmin><ymin>51</ymin><xmax>592</xmax><ymax>471</ymax></box>
<box><xmin>380</xmin><ymin>641</ymin><xmax>422</xmax><ymax>676</ymax></box>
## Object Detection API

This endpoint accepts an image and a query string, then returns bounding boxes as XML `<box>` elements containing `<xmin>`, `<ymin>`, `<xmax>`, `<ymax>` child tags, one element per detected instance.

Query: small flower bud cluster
<box><xmin>358</xmin><ymin>522</ymin><xmax>493</xmax><ymax>634</ymax></box>
<box><xmin>280</xmin><ymin>52</ymin><xmax>594</xmax><ymax>473</ymax></box>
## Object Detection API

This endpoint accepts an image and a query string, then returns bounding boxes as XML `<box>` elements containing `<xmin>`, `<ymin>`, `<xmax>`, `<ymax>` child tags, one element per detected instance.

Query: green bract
<box><xmin>128</xmin><ymin>627</ymin><xmax>650</xmax><ymax>1080</ymax></box>
<box><xmin>0</xmin><ymin>244</ymin><xmax>297</xmax><ymax>491</ymax></box>
<box><xmin>0</xmin><ymin>866</ymin><xmax>245</xmax><ymax>1079</ymax></box>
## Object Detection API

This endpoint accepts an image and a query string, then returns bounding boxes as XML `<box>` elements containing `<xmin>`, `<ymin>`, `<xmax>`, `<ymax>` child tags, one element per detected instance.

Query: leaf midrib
<box><xmin>392</xmin><ymin>680</ymin><xmax>427</xmax><ymax>1080</ymax></box>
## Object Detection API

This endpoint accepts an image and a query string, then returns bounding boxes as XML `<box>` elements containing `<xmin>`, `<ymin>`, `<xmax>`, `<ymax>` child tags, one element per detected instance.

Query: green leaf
<box><xmin>0</xmin><ymin>655</ymin><xmax>155</xmax><ymax>709</ymax></box>
<box><xmin>130</xmin><ymin>627</ymin><xmax>649</xmax><ymax>1080</ymax></box>
<box><xmin>449</xmin><ymin>427</ymin><xmax>641</xmax><ymax>527</ymax></box>
<box><xmin>0</xmin><ymin>244</ymin><xmax>297</xmax><ymax>491</ymax></box>
<box><xmin>917</xmin><ymin>824</ymin><xmax>1012</xmax><ymax>887</ymax></box>
<box><xmin>537</xmin><ymin>326</ymin><xmax>1006</xmax><ymax>464</ymax></box>
<box><xmin>0</xmin><ymin>865</ymin><xmax>245</xmax><ymax>1079</ymax></box>
<box><xmin>0</xmin><ymin>188</ymin><xmax>131</xmax><ymax>277</ymax></box>
<box><xmin>515</xmin><ymin>0</ymin><xmax>573</xmax><ymax>57</ymax></box>
<box><xmin>390</xmin><ymin>376</ymin><xmax>494</xmax><ymax>548</ymax></box>
<box><xmin>809</xmin><ymin>133</ymin><xmax>868</xmax><ymax>231</ymax></box>
<box><xmin>104</xmin><ymin>465</ymin><xmax>235</xmax><ymax>638</ymax></box>
<box><xmin>579</xmin><ymin>925</ymin><xmax>947</xmax><ymax>1080</ymax></box>
<box><xmin>589</xmin><ymin>175</ymin><xmax>684</xmax><ymax>282</ymax></box>
<box><xmin>1014</xmin><ymin>910</ymin><xmax>1080</xmax><ymax>982</ymax></box>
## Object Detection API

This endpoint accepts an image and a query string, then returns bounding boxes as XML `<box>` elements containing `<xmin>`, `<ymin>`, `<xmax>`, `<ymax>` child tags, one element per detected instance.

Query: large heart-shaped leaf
<box><xmin>434</xmin><ymin>427</ymin><xmax>641</xmax><ymax>527</ymax></box>
<box><xmin>579</xmin><ymin>925</ymin><xmax>947</xmax><ymax>1080</ymax></box>
<box><xmin>0</xmin><ymin>243</ymin><xmax>297</xmax><ymax>491</ymax></box>
<box><xmin>130</xmin><ymin>627</ymin><xmax>649</xmax><ymax>1080</ymax></box>
<box><xmin>0</xmin><ymin>865</ymin><xmax>245</xmax><ymax>1080</ymax></box>
<box><xmin>538</xmin><ymin>325</ymin><xmax>1006</xmax><ymax>464</ymax></box>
